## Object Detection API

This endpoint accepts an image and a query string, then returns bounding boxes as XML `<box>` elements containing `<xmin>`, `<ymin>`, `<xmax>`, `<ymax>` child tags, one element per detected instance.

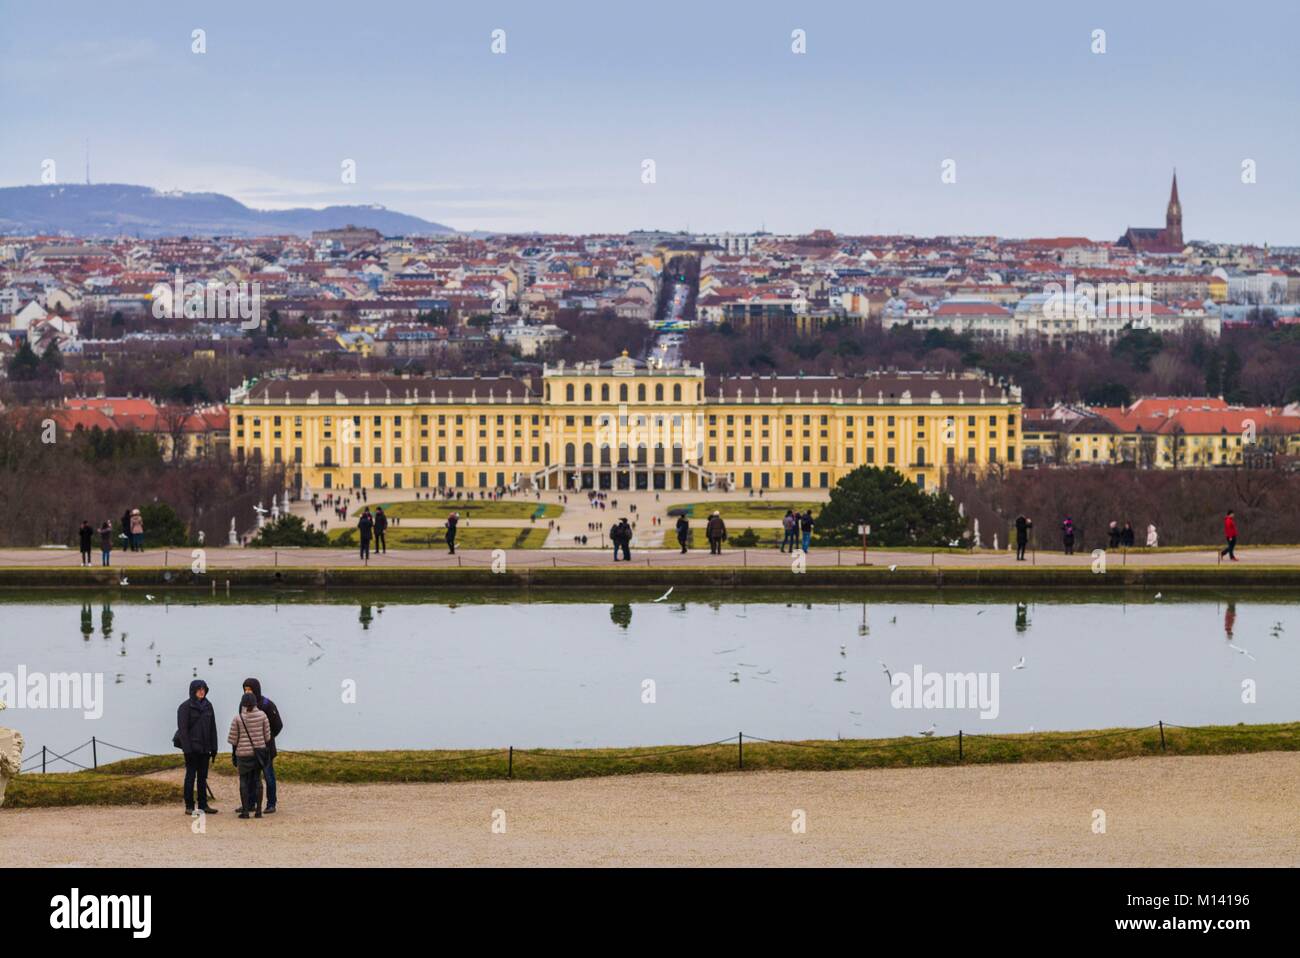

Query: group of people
<box><xmin>174</xmin><ymin>677</ymin><xmax>283</xmax><ymax>819</ymax></box>
<box><xmin>1010</xmin><ymin>510</ymin><xmax>1240</xmax><ymax>559</ymax></box>
<box><xmin>779</xmin><ymin>510</ymin><xmax>816</xmax><ymax>553</ymax></box>
<box><xmin>355</xmin><ymin>506</ymin><xmax>389</xmax><ymax>558</ymax></box>
<box><xmin>76</xmin><ymin>508</ymin><xmax>144</xmax><ymax>566</ymax></box>
<box><xmin>609</xmin><ymin>517</ymin><xmax>634</xmax><ymax>560</ymax></box>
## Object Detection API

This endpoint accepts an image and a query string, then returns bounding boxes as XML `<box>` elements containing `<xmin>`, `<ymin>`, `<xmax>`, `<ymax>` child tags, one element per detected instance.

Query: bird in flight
<box><xmin>1013</xmin><ymin>656</ymin><xmax>1027</xmax><ymax>670</ymax></box>
<box><xmin>653</xmin><ymin>587</ymin><xmax>674</xmax><ymax>603</ymax></box>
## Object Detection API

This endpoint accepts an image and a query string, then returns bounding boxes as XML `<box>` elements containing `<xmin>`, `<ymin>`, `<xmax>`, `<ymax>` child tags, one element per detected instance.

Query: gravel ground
<box><xmin>5</xmin><ymin>753</ymin><xmax>1298</xmax><ymax>867</ymax></box>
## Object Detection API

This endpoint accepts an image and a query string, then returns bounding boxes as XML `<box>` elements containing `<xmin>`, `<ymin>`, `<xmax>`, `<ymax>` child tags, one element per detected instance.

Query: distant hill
<box><xmin>0</xmin><ymin>183</ymin><xmax>454</xmax><ymax>238</ymax></box>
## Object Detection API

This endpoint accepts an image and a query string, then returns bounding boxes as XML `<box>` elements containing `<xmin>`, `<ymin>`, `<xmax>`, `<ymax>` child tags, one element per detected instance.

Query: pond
<box><xmin>1</xmin><ymin>589</ymin><xmax>1295</xmax><ymax>767</ymax></box>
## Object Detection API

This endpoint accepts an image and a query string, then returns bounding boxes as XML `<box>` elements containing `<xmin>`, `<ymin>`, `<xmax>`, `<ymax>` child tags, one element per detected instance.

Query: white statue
<box><xmin>973</xmin><ymin>518</ymin><xmax>981</xmax><ymax>548</ymax></box>
<box><xmin>197</xmin><ymin>530</ymin><xmax>205</xmax><ymax>546</ymax></box>
<box><xmin>0</xmin><ymin>714</ymin><xmax>22</xmax><ymax>808</ymax></box>
<box><xmin>1146</xmin><ymin>524</ymin><xmax>1159</xmax><ymax>548</ymax></box>
<box><xmin>254</xmin><ymin>501</ymin><xmax>267</xmax><ymax>529</ymax></box>
<box><xmin>229</xmin><ymin>518</ymin><xmax>239</xmax><ymax>546</ymax></box>
<box><xmin>993</xmin><ymin>533</ymin><xmax>998</xmax><ymax>551</ymax></box>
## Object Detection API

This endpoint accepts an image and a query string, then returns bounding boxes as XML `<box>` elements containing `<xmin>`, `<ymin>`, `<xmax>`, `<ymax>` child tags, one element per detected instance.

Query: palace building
<box><xmin>232</xmin><ymin>354</ymin><xmax>1022</xmax><ymax>494</ymax></box>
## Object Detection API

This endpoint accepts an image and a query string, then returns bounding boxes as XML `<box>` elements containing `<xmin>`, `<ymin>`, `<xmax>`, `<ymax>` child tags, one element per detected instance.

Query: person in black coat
<box><xmin>1014</xmin><ymin>515</ymin><xmax>1033</xmax><ymax>561</ymax></box>
<box><xmin>175</xmin><ymin>679</ymin><xmax>219</xmax><ymax>815</ymax></box>
<box><xmin>78</xmin><ymin>520</ymin><xmax>94</xmax><ymax>566</ymax></box>
<box><xmin>241</xmin><ymin>677</ymin><xmax>284</xmax><ymax>814</ymax></box>
<box><xmin>357</xmin><ymin>508</ymin><xmax>373</xmax><ymax>560</ymax></box>
<box><xmin>675</xmin><ymin>515</ymin><xmax>690</xmax><ymax>554</ymax></box>
<box><xmin>374</xmin><ymin>507</ymin><xmax>388</xmax><ymax>554</ymax></box>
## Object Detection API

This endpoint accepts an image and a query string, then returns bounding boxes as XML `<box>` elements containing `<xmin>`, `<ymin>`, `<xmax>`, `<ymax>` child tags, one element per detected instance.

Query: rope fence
<box><xmin>10</xmin><ymin>719</ymin><xmax>1293</xmax><ymax>787</ymax></box>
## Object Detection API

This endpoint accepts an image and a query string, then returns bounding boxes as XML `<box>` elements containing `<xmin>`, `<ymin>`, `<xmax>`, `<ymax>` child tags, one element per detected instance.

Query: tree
<box><xmin>139</xmin><ymin>502</ymin><xmax>189</xmax><ymax>546</ymax></box>
<box><xmin>7</xmin><ymin>341</ymin><xmax>41</xmax><ymax>381</ymax></box>
<box><xmin>250</xmin><ymin>514</ymin><xmax>330</xmax><ymax>547</ymax></box>
<box><xmin>813</xmin><ymin>466</ymin><xmax>965</xmax><ymax>547</ymax></box>
<box><xmin>1083</xmin><ymin>381</ymin><xmax>1132</xmax><ymax>407</ymax></box>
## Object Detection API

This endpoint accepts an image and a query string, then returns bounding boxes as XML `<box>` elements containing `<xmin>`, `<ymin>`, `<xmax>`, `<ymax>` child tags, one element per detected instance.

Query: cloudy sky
<box><xmin>2</xmin><ymin>0</ymin><xmax>1297</xmax><ymax>241</ymax></box>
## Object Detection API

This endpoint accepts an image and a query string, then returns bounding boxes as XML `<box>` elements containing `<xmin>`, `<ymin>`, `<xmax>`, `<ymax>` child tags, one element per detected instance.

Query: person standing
<box><xmin>1121</xmin><ymin>522</ymin><xmax>1135</xmax><ymax>548</ymax></box>
<box><xmin>357</xmin><ymin>507</ymin><xmax>373</xmax><ymax>560</ymax></box>
<box><xmin>800</xmin><ymin>509</ymin><xmax>815</xmax><ymax>553</ymax></box>
<box><xmin>780</xmin><ymin>510</ymin><xmax>796</xmax><ymax>552</ymax></box>
<box><xmin>615</xmin><ymin>518</ymin><xmax>632</xmax><ymax>561</ymax></box>
<box><xmin>175</xmin><ymin>679</ymin><xmax>219</xmax><ymax>816</ymax></box>
<box><xmin>1107</xmin><ymin>521</ymin><xmax>1120</xmax><ymax>549</ymax></box>
<box><xmin>129</xmin><ymin>508</ymin><xmax>145</xmax><ymax>552</ymax></box>
<box><xmin>98</xmin><ymin>520</ymin><xmax>114</xmax><ymax>566</ymax></box>
<box><xmin>1221</xmin><ymin>510</ymin><xmax>1239</xmax><ymax>561</ymax></box>
<box><xmin>706</xmin><ymin>511</ymin><xmax>727</xmax><ymax>555</ymax></box>
<box><xmin>1061</xmin><ymin>516</ymin><xmax>1076</xmax><ymax>556</ymax></box>
<box><xmin>228</xmin><ymin>692</ymin><xmax>272</xmax><ymax>819</ymax></box>
<box><xmin>1014</xmin><ymin>515</ymin><xmax>1032</xmax><ymax>561</ymax></box>
<box><xmin>675</xmin><ymin>515</ymin><xmax>690</xmax><ymax>554</ymax></box>
<box><xmin>78</xmin><ymin>520</ymin><xmax>94</xmax><ymax>566</ymax></box>
<box><xmin>445</xmin><ymin>511</ymin><xmax>459</xmax><ymax>554</ymax></box>
<box><xmin>374</xmin><ymin>507</ymin><xmax>388</xmax><ymax>554</ymax></box>
<box><xmin>241</xmin><ymin>678</ymin><xmax>282</xmax><ymax>814</ymax></box>
<box><xmin>121</xmin><ymin>509</ymin><xmax>132</xmax><ymax>552</ymax></box>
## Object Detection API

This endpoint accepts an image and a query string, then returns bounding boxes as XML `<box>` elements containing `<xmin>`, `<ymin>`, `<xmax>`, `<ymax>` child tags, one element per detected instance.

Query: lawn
<box><xmin>329</xmin><ymin>526</ymin><xmax>549</xmax><ymax>550</ymax></box>
<box><xmin>375</xmin><ymin>500</ymin><xmax>562</xmax><ymax>520</ymax></box>
<box><xmin>671</xmin><ymin>500</ymin><xmax>824</xmax><ymax>520</ymax></box>
<box><xmin>7</xmin><ymin>721</ymin><xmax>1297</xmax><ymax>807</ymax></box>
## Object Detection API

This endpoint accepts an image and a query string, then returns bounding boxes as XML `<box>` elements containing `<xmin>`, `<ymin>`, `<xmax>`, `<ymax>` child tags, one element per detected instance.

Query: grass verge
<box><xmin>329</xmin><ymin>526</ymin><xmax>549</xmax><ymax>550</ymax></box>
<box><xmin>376</xmin><ymin>500</ymin><xmax>561</xmax><ymax>520</ymax></box>
<box><xmin>5</xmin><ymin>721</ymin><xmax>1297</xmax><ymax>807</ymax></box>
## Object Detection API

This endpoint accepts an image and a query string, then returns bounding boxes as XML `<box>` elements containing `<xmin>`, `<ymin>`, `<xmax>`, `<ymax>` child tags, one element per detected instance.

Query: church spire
<box><xmin>1165</xmin><ymin>168</ymin><xmax>1182</xmax><ymax>247</ymax></box>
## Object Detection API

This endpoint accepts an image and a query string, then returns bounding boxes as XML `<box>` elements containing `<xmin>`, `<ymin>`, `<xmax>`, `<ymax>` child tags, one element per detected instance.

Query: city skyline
<box><xmin>2</xmin><ymin>0</ymin><xmax>1298</xmax><ymax>242</ymax></box>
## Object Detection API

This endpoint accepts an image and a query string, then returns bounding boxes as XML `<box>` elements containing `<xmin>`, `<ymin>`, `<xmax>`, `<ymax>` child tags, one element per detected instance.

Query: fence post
<box><xmin>958</xmin><ymin>729</ymin><xmax>963</xmax><ymax>761</ymax></box>
<box><xmin>738</xmin><ymin>732</ymin><xmax>744</xmax><ymax>770</ymax></box>
<box><xmin>1159</xmin><ymin>720</ymin><xmax>1166</xmax><ymax>752</ymax></box>
<box><xmin>508</xmin><ymin>746</ymin><xmax>513</xmax><ymax>779</ymax></box>
<box><xmin>92</xmin><ymin>736</ymin><xmax>98</xmax><ymax>770</ymax></box>
<box><xmin>42</xmin><ymin>745</ymin><xmax>47</xmax><ymax>774</ymax></box>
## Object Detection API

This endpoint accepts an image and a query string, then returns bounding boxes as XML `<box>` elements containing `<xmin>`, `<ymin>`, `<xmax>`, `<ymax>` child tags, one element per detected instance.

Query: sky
<box><xmin>2</xmin><ymin>0</ymin><xmax>1298</xmax><ymax>242</ymax></box>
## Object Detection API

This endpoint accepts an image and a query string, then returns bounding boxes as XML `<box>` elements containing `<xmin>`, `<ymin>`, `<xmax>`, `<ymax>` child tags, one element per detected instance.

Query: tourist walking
<box><xmin>1061</xmin><ymin>517</ymin><xmax>1076</xmax><ymax>555</ymax></box>
<box><xmin>374</xmin><ymin>507</ymin><xmax>388</xmax><ymax>554</ymax></box>
<box><xmin>228</xmin><ymin>693</ymin><xmax>272</xmax><ymax>819</ymax></box>
<box><xmin>98</xmin><ymin>520</ymin><xmax>113</xmax><ymax>566</ymax></box>
<box><xmin>799</xmin><ymin>509</ymin><xmax>815</xmax><ymax>552</ymax></box>
<box><xmin>780</xmin><ymin>510</ymin><xmax>797</xmax><ymax>552</ymax></box>
<box><xmin>675</xmin><ymin>515</ymin><xmax>690</xmax><ymax>554</ymax></box>
<box><xmin>357</xmin><ymin>507</ymin><xmax>373</xmax><ymax>560</ymax></box>
<box><xmin>1220</xmin><ymin>510</ymin><xmax>1239</xmax><ymax>561</ymax></box>
<box><xmin>241</xmin><ymin>678</ymin><xmax>282</xmax><ymax>814</ymax></box>
<box><xmin>445</xmin><ymin>511</ymin><xmax>459</xmax><ymax>554</ymax></box>
<box><xmin>78</xmin><ymin>520</ymin><xmax>93</xmax><ymax>566</ymax></box>
<box><xmin>1014</xmin><ymin>515</ymin><xmax>1032</xmax><ymax>561</ymax></box>
<box><xmin>706</xmin><ymin>511</ymin><xmax>727</xmax><ymax>555</ymax></box>
<box><xmin>129</xmin><ymin>508</ymin><xmax>145</xmax><ymax>552</ymax></box>
<box><xmin>174</xmin><ymin>679</ymin><xmax>219</xmax><ymax>816</ymax></box>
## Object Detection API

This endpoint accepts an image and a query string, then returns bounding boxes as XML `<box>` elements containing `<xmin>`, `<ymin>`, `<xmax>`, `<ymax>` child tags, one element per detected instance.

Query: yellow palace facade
<box><xmin>233</xmin><ymin>355</ymin><xmax>1022</xmax><ymax>494</ymax></box>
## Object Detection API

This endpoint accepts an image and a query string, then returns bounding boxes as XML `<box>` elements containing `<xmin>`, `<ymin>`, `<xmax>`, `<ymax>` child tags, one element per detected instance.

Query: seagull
<box><xmin>839</xmin><ymin>644</ymin><xmax>847</xmax><ymax>657</ymax></box>
<box><xmin>729</xmin><ymin>671</ymin><xmax>740</xmax><ymax>683</ymax></box>
<box><xmin>849</xmin><ymin>710</ymin><xmax>862</xmax><ymax>716</ymax></box>
<box><xmin>976</xmin><ymin>610</ymin><xmax>985</xmax><ymax>615</ymax></box>
<box><xmin>918</xmin><ymin>724</ymin><xmax>937</xmax><ymax>737</ymax></box>
<box><xmin>879</xmin><ymin>660</ymin><xmax>892</xmax><ymax>682</ymax></box>
<box><xmin>712</xmin><ymin>646</ymin><xmax>742</xmax><ymax>655</ymax></box>
<box><xmin>155</xmin><ymin>655</ymin><xmax>161</xmax><ymax>666</ymax></box>
<box><xmin>1013</xmin><ymin>656</ymin><xmax>1026</xmax><ymax>670</ymax></box>
<box><xmin>833</xmin><ymin>671</ymin><xmax>846</xmax><ymax>682</ymax></box>
<box><xmin>114</xmin><ymin>673</ymin><xmax>124</xmax><ymax>684</ymax></box>
<box><xmin>1154</xmin><ymin>592</ymin><xmax>1163</xmax><ymax>600</ymax></box>
<box><xmin>889</xmin><ymin>564</ymin><xmax>898</xmax><ymax>572</ymax></box>
<box><xmin>756</xmin><ymin>668</ymin><xmax>772</xmax><ymax>675</ymax></box>
<box><xmin>307</xmin><ymin>653</ymin><xmax>325</xmax><ymax>667</ymax></box>
<box><xmin>653</xmin><ymin>587</ymin><xmax>674</xmax><ymax>603</ymax></box>
<box><xmin>208</xmin><ymin>657</ymin><xmax>213</xmax><ymax>666</ymax></box>
<box><xmin>305</xmin><ymin>634</ymin><xmax>324</xmax><ymax>650</ymax></box>
<box><xmin>1227</xmin><ymin>643</ymin><xmax>1257</xmax><ymax>661</ymax></box>
<box><xmin>145</xmin><ymin>594</ymin><xmax>156</xmax><ymax>602</ymax></box>
<box><xmin>148</xmin><ymin>641</ymin><xmax>155</xmax><ymax>650</ymax></box>
<box><xmin>119</xmin><ymin>575</ymin><xmax>128</xmax><ymax>586</ymax></box>
<box><xmin>889</xmin><ymin>616</ymin><xmax>897</xmax><ymax>624</ymax></box>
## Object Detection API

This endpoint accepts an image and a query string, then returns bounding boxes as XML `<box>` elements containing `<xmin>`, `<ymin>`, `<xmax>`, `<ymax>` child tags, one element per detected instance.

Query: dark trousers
<box><xmin>237</xmin><ymin>755</ymin><xmax>263</xmax><ymax>813</ymax></box>
<box><xmin>1064</xmin><ymin>537</ymin><xmax>1074</xmax><ymax>555</ymax></box>
<box><xmin>263</xmin><ymin>756</ymin><xmax>277</xmax><ymax>808</ymax></box>
<box><xmin>677</xmin><ymin>535</ymin><xmax>688</xmax><ymax>554</ymax></box>
<box><xmin>1222</xmin><ymin>537</ymin><xmax>1237</xmax><ymax>559</ymax></box>
<box><xmin>360</xmin><ymin>537</ymin><xmax>370</xmax><ymax>559</ymax></box>
<box><xmin>101</xmin><ymin>550</ymin><xmax>111</xmax><ymax>566</ymax></box>
<box><xmin>709</xmin><ymin>538</ymin><xmax>722</xmax><ymax>554</ymax></box>
<box><xmin>183</xmin><ymin>751</ymin><xmax>210</xmax><ymax>810</ymax></box>
<box><xmin>80</xmin><ymin>547</ymin><xmax>91</xmax><ymax>565</ymax></box>
<box><xmin>780</xmin><ymin>530</ymin><xmax>795</xmax><ymax>552</ymax></box>
<box><xmin>447</xmin><ymin>535</ymin><xmax>456</xmax><ymax>554</ymax></box>
<box><xmin>375</xmin><ymin>530</ymin><xmax>386</xmax><ymax>553</ymax></box>
<box><xmin>1016</xmin><ymin>540</ymin><xmax>1027</xmax><ymax>561</ymax></box>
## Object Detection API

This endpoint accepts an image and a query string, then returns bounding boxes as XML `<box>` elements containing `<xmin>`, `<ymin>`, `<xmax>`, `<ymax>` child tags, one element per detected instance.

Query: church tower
<box><xmin>1165</xmin><ymin>170</ymin><xmax>1183</xmax><ymax>248</ymax></box>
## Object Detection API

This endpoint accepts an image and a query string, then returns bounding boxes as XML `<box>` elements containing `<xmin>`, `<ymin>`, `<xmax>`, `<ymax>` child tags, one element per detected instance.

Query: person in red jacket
<box><xmin>1220</xmin><ymin>510</ymin><xmax>1239</xmax><ymax>561</ymax></box>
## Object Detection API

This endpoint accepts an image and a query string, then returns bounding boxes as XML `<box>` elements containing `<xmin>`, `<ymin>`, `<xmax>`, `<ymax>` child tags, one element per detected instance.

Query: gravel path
<box><xmin>6</xmin><ymin>752</ymin><xmax>1298</xmax><ymax>867</ymax></box>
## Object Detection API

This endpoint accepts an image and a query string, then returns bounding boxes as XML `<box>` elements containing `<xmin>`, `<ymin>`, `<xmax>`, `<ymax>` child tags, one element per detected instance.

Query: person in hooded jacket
<box><xmin>241</xmin><ymin>677</ymin><xmax>283</xmax><ymax>814</ymax></box>
<box><xmin>175</xmin><ymin>679</ymin><xmax>220</xmax><ymax>815</ymax></box>
<box><xmin>228</xmin><ymin>692</ymin><xmax>272</xmax><ymax>819</ymax></box>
